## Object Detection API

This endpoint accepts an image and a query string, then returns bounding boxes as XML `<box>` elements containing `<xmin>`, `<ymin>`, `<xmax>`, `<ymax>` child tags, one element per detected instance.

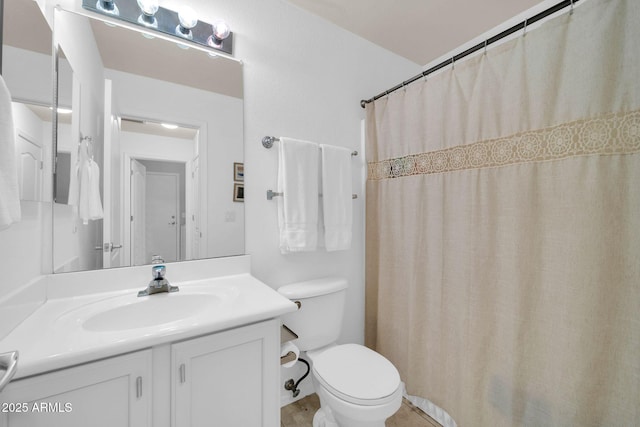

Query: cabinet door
<box><xmin>172</xmin><ymin>319</ymin><xmax>280</xmax><ymax>427</ymax></box>
<box><xmin>0</xmin><ymin>350</ymin><xmax>152</xmax><ymax>427</ymax></box>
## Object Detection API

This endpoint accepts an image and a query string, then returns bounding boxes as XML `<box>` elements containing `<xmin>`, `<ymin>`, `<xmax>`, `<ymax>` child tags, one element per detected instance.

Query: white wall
<box><xmin>0</xmin><ymin>43</ymin><xmax>53</xmax><ymax>312</ymax></box>
<box><xmin>52</xmin><ymin>10</ymin><xmax>106</xmax><ymax>272</ymax></box>
<box><xmin>2</xmin><ymin>46</ymin><xmax>52</xmax><ymax>106</ymax></box>
<box><xmin>0</xmin><ymin>104</ymin><xmax>48</xmax><ymax>291</ymax></box>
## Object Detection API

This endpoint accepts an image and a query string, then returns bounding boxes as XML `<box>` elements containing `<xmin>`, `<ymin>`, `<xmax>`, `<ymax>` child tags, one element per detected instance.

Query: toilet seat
<box><xmin>312</xmin><ymin>343</ymin><xmax>401</xmax><ymax>406</ymax></box>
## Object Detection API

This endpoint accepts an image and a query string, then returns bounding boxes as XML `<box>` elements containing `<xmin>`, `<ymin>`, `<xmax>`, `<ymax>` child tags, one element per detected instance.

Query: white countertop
<box><xmin>0</xmin><ymin>273</ymin><xmax>296</xmax><ymax>379</ymax></box>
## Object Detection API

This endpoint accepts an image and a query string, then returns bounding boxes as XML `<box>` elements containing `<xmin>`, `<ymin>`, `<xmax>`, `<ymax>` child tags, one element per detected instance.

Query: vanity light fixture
<box><xmin>83</xmin><ymin>0</ymin><xmax>234</xmax><ymax>55</ymax></box>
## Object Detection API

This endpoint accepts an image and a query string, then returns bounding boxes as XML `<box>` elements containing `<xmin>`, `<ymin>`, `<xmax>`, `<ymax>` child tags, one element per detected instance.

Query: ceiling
<box><xmin>3</xmin><ymin>0</ymin><xmax>51</xmax><ymax>55</ymax></box>
<box><xmin>286</xmin><ymin>0</ymin><xmax>544</xmax><ymax>66</ymax></box>
<box><xmin>6</xmin><ymin>0</ymin><xmax>546</xmax><ymax>89</ymax></box>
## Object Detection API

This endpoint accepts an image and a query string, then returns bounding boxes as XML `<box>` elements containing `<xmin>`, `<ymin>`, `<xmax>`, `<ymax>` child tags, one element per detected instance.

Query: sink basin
<box><xmin>56</xmin><ymin>283</ymin><xmax>241</xmax><ymax>333</ymax></box>
<box><xmin>82</xmin><ymin>294</ymin><xmax>220</xmax><ymax>332</ymax></box>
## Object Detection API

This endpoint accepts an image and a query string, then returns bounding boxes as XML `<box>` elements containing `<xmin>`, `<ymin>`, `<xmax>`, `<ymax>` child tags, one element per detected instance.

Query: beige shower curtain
<box><xmin>364</xmin><ymin>0</ymin><xmax>639</xmax><ymax>425</ymax></box>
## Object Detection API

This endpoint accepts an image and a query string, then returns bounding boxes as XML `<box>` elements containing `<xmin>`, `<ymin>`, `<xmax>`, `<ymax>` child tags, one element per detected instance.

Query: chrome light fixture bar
<box><xmin>83</xmin><ymin>0</ymin><xmax>233</xmax><ymax>55</ymax></box>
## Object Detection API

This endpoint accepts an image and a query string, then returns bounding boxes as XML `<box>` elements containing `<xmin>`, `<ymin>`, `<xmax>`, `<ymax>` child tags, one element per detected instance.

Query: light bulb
<box><xmin>176</xmin><ymin>6</ymin><xmax>198</xmax><ymax>39</ymax></box>
<box><xmin>137</xmin><ymin>0</ymin><xmax>158</xmax><ymax>16</ymax></box>
<box><xmin>137</xmin><ymin>0</ymin><xmax>158</xmax><ymax>27</ymax></box>
<box><xmin>212</xmin><ymin>20</ymin><xmax>230</xmax><ymax>41</ymax></box>
<box><xmin>96</xmin><ymin>0</ymin><xmax>119</xmax><ymax>15</ymax></box>
<box><xmin>178</xmin><ymin>6</ymin><xmax>198</xmax><ymax>30</ymax></box>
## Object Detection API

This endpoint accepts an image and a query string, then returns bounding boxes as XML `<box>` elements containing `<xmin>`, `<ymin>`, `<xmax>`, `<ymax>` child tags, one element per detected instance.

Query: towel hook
<box><xmin>79</xmin><ymin>134</ymin><xmax>94</xmax><ymax>159</ymax></box>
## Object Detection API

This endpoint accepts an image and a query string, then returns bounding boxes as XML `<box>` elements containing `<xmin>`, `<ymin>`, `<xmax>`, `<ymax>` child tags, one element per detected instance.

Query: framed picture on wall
<box><xmin>233</xmin><ymin>162</ymin><xmax>244</xmax><ymax>182</ymax></box>
<box><xmin>233</xmin><ymin>183</ymin><xmax>244</xmax><ymax>202</ymax></box>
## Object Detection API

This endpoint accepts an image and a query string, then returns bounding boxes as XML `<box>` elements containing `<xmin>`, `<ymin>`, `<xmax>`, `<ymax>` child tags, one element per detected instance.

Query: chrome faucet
<box><xmin>138</xmin><ymin>256</ymin><xmax>179</xmax><ymax>297</ymax></box>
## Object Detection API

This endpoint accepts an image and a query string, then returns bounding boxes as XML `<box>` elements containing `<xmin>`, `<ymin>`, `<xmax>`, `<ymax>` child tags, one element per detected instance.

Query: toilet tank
<box><xmin>277</xmin><ymin>277</ymin><xmax>348</xmax><ymax>352</ymax></box>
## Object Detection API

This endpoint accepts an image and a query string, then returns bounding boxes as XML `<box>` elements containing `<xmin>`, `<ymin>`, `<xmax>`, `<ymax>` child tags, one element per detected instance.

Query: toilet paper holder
<box><xmin>281</xmin><ymin>351</ymin><xmax>297</xmax><ymax>365</ymax></box>
<box><xmin>281</xmin><ymin>324</ymin><xmax>299</xmax><ymax>365</ymax></box>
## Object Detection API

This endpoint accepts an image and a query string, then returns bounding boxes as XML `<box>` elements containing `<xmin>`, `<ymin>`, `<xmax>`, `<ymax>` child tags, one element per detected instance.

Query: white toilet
<box><xmin>278</xmin><ymin>277</ymin><xmax>402</xmax><ymax>427</ymax></box>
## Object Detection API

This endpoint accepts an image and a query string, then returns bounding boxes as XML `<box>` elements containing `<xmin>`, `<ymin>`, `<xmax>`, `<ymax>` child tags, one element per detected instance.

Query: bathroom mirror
<box><xmin>52</xmin><ymin>8</ymin><xmax>244</xmax><ymax>273</ymax></box>
<box><xmin>2</xmin><ymin>0</ymin><xmax>53</xmax><ymax>203</ymax></box>
<box><xmin>0</xmin><ymin>0</ymin><xmax>54</xmax><ymax>282</ymax></box>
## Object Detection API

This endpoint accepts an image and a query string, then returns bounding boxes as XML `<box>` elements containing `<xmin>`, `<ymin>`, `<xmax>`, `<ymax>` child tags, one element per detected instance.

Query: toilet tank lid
<box><xmin>278</xmin><ymin>277</ymin><xmax>348</xmax><ymax>299</ymax></box>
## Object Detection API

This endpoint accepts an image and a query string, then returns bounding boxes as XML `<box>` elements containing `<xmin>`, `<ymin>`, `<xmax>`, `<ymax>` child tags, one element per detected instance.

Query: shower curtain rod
<box><xmin>360</xmin><ymin>0</ymin><xmax>580</xmax><ymax>108</ymax></box>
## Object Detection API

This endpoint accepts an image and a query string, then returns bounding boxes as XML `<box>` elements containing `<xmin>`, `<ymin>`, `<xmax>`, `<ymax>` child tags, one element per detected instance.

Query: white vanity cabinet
<box><xmin>171</xmin><ymin>319</ymin><xmax>280</xmax><ymax>427</ymax></box>
<box><xmin>0</xmin><ymin>318</ymin><xmax>281</xmax><ymax>427</ymax></box>
<box><xmin>0</xmin><ymin>350</ymin><xmax>152</xmax><ymax>427</ymax></box>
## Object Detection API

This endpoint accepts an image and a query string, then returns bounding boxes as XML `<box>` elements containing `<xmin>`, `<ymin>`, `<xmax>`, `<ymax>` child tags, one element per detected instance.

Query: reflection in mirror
<box><xmin>0</xmin><ymin>0</ymin><xmax>54</xmax><ymax>286</ymax></box>
<box><xmin>54</xmin><ymin>48</ymin><xmax>74</xmax><ymax>206</ymax></box>
<box><xmin>120</xmin><ymin>118</ymin><xmax>197</xmax><ymax>265</ymax></box>
<box><xmin>53</xmin><ymin>8</ymin><xmax>244</xmax><ymax>273</ymax></box>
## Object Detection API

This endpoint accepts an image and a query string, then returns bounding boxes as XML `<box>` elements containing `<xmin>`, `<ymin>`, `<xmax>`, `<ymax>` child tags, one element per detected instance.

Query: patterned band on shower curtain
<box><xmin>364</xmin><ymin>0</ymin><xmax>639</xmax><ymax>425</ymax></box>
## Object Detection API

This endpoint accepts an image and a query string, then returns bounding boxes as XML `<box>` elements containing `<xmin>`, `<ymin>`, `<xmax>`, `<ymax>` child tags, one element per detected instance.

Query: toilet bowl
<box><xmin>278</xmin><ymin>278</ymin><xmax>402</xmax><ymax>427</ymax></box>
<box><xmin>307</xmin><ymin>344</ymin><xmax>402</xmax><ymax>427</ymax></box>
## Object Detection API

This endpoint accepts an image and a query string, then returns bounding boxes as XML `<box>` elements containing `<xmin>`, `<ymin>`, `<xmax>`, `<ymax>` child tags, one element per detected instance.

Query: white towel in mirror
<box><xmin>0</xmin><ymin>76</ymin><xmax>21</xmax><ymax>230</ymax></box>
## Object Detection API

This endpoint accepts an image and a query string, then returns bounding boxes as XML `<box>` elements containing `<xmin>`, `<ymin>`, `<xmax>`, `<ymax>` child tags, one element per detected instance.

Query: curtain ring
<box><xmin>570</xmin><ymin>0</ymin><xmax>574</xmax><ymax>15</ymax></box>
<box><xmin>423</xmin><ymin>72</ymin><xmax>428</xmax><ymax>82</ymax></box>
<box><xmin>483</xmin><ymin>40</ymin><xmax>488</xmax><ymax>55</ymax></box>
<box><xmin>402</xmin><ymin>82</ymin><xmax>407</xmax><ymax>92</ymax></box>
<box><xmin>523</xmin><ymin>19</ymin><xmax>528</xmax><ymax>37</ymax></box>
<box><xmin>451</xmin><ymin>56</ymin><xmax>455</xmax><ymax>70</ymax></box>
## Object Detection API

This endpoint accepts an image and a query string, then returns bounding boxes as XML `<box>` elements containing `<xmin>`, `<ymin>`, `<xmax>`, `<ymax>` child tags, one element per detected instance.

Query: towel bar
<box><xmin>266</xmin><ymin>190</ymin><xmax>357</xmax><ymax>201</ymax></box>
<box><xmin>262</xmin><ymin>136</ymin><xmax>358</xmax><ymax>156</ymax></box>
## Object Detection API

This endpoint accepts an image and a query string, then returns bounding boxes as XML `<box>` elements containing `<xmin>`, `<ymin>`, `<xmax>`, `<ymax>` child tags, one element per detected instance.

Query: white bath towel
<box><xmin>320</xmin><ymin>144</ymin><xmax>352</xmax><ymax>251</ymax></box>
<box><xmin>0</xmin><ymin>76</ymin><xmax>21</xmax><ymax>230</ymax></box>
<box><xmin>278</xmin><ymin>137</ymin><xmax>319</xmax><ymax>253</ymax></box>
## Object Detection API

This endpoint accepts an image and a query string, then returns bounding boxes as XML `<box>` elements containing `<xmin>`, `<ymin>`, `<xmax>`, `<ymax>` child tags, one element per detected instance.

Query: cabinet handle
<box><xmin>179</xmin><ymin>364</ymin><xmax>186</xmax><ymax>384</ymax></box>
<box><xmin>136</xmin><ymin>376</ymin><xmax>142</xmax><ymax>398</ymax></box>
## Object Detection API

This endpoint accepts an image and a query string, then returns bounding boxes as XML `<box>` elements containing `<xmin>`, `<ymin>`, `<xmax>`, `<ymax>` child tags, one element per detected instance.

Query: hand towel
<box><xmin>88</xmin><ymin>159</ymin><xmax>104</xmax><ymax>221</ymax></box>
<box><xmin>0</xmin><ymin>76</ymin><xmax>21</xmax><ymax>230</ymax></box>
<box><xmin>78</xmin><ymin>159</ymin><xmax>91</xmax><ymax>224</ymax></box>
<box><xmin>67</xmin><ymin>162</ymin><xmax>79</xmax><ymax>207</ymax></box>
<box><xmin>320</xmin><ymin>144</ymin><xmax>352</xmax><ymax>251</ymax></box>
<box><xmin>278</xmin><ymin>137</ymin><xmax>319</xmax><ymax>253</ymax></box>
<box><xmin>78</xmin><ymin>158</ymin><xmax>103</xmax><ymax>224</ymax></box>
